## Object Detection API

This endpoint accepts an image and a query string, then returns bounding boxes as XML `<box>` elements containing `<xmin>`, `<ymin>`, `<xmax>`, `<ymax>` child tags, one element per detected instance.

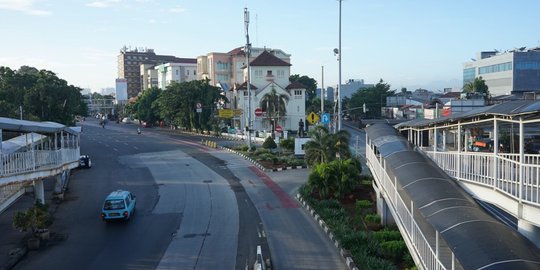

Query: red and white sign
<box><xmin>275</xmin><ymin>125</ymin><xmax>283</xmax><ymax>132</ymax></box>
<box><xmin>196</xmin><ymin>102</ymin><xmax>202</xmax><ymax>109</ymax></box>
<box><xmin>255</xmin><ymin>108</ymin><xmax>263</xmax><ymax>117</ymax></box>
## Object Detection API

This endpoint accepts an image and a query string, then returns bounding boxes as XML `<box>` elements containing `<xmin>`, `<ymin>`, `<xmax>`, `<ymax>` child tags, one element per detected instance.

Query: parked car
<box><xmin>79</xmin><ymin>155</ymin><xmax>92</xmax><ymax>168</ymax></box>
<box><xmin>101</xmin><ymin>190</ymin><xmax>136</xmax><ymax>222</ymax></box>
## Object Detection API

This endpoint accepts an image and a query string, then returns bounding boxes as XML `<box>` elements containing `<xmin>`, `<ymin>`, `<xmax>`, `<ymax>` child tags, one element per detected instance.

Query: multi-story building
<box><xmin>339</xmin><ymin>79</ymin><xmax>373</xmax><ymax>99</ymax></box>
<box><xmin>463</xmin><ymin>47</ymin><xmax>540</xmax><ymax>96</ymax></box>
<box><xmin>117</xmin><ymin>46</ymin><xmax>196</xmax><ymax>98</ymax></box>
<box><xmin>197</xmin><ymin>47</ymin><xmax>290</xmax><ymax>88</ymax></box>
<box><xmin>234</xmin><ymin>50</ymin><xmax>306</xmax><ymax>132</ymax></box>
<box><xmin>140</xmin><ymin>63</ymin><xmax>158</xmax><ymax>91</ymax></box>
<box><xmin>155</xmin><ymin>62</ymin><xmax>197</xmax><ymax>89</ymax></box>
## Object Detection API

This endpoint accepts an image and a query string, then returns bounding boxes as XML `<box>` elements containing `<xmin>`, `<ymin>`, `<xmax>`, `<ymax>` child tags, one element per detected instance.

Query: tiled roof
<box><xmin>286</xmin><ymin>81</ymin><xmax>307</xmax><ymax>89</ymax></box>
<box><xmin>440</xmin><ymin>92</ymin><xmax>461</xmax><ymax>98</ymax></box>
<box><xmin>228</xmin><ymin>47</ymin><xmax>245</xmax><ymax>56</ymax></box>
<box><xmin>250</xmin><ymin>50</ymin><xmax>291</xmax><ymax>66</ymax></box>
<box><xmin>155</xmin><ymin>55</ymin><xmax>197</xmax><ymax>64</ymax></box>
<box><xmin>236</xmin><ymin>82</ymin><xmax>258</xmax><ymax>90</ymax></box>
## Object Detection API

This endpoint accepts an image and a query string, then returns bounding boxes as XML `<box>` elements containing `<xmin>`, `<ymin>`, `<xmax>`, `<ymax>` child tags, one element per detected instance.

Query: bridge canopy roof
<box><xmin>396</xmin><ymin>100</ymin><xmax>540</xmax><ymax>128</ymax></box>
<box><xmin>0</xmin><ymin>117</ymin><xmax>80</xmax><ymax>135</ymax></box>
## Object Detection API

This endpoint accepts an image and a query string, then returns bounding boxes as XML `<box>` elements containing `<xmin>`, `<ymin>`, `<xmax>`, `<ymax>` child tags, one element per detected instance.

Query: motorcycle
<box><xmin>137</xmin><ymin>128</ymin><xmax>141</xmax><ymax>134</ymax></box>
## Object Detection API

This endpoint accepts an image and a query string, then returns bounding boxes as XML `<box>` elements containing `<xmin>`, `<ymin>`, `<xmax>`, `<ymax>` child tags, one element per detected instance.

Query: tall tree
<box><xmin>290</xmin><ymin>74</ymin><xmax>318</xmax><ymax>113</ymax></box>
<box><xmin>156</xmin><ymin>79</ymin><xmax>227</xmax><ymax>132</ymax></box>
<box><xmin>259</xmin><ymin>85</ymin><xmax>289</xmax><ymax>132</ymax></box>
<box><xmin>131</xmin><ymin>86</ymin><xmax>161</xmax><ymax>125</ymax></box>
<box><xmin>348</xmin><ymin>79</ymin><xmax>395</xmax><ymax>119</ymax></box>
<box><xmin>0</xmin><ymin>66</ymin><xmax>87</xmax><ymax>124</ymax></box>
<box><xmin>462</xmin><ymin>76</ymin><xmax>490</xmax><ymax>101</ymax></box>
<box><xmin>303</xmin><ymin>125</ymin><xmax>352</xmax><ymax>166</ymax></box>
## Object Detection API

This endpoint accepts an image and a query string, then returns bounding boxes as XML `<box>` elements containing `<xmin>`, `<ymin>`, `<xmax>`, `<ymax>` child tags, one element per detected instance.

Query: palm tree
<box><xmin>304</xmin><ymin>125</ymin><xmax>351</xmax><ymax>166</ymax></box>
<box><xmin>304</xmin><ymin>125</ymin><xmax>333</xmax><ymax>165</ymax></box>
<box><xmin>259</xmin><ymin>85</ymin><xmax>289</xmax><ymax>132</ymax></box>
<box><xmin>462</xmin><ymin>76</ymin><xmax>490</xmax><ymax>102</ymax></box>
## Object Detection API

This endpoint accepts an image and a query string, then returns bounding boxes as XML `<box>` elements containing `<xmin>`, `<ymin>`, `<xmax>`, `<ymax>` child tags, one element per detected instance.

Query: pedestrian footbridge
<box><xmin>0</xmin><ymin>117</ymin><xmax>80</xmax><ymax>213</ymax></box>
<box><xmin>366</xmin><ymin>100</ymin><xmax>540</xmax><ymax>269</ymax></box>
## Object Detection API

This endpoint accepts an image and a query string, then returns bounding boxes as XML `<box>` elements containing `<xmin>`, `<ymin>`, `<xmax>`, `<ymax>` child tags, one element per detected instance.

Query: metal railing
<box><xmin>366</xmin><ymin>144</ymin><xmax>451</xmax><ymax>270</ymax></box>
<box><xmin>1</xmin><ymin>148</ymin><xmax>79</xmax><ymax>177</ymax></box>
<box><xmin>425</xmin><ymin>151</ymin><xmax>540</xmax><ymax>207</ymax></box>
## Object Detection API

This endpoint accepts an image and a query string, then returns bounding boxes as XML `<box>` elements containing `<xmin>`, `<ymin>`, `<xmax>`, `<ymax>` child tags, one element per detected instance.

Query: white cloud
<box><xmin>148</xmin><ymin>18</ymin><xmax>156</xmax><ymax>24</ymax></box>
<box><xmin>168</xmin><ymin>6</ymin><xmax>185</xmax><ymax>13</ymax></box>
<box><xmin>86</xmin><ymin>0</ymin><xmax>121</xmax><ymax>8</ymax></box>
<box><xmin>0</xmin><ymin>0</ymin><xmax>51</xmax><ymax>16</ymax></box>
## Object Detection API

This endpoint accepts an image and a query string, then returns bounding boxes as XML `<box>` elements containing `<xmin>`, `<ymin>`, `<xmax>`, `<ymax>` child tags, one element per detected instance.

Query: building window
<box><xmin>216</xmin><ymin>62</ymin><xmax>229</xmax><ymax>70</ymax></box>
<box><xmin>463</xmin><ymin>68</ymin><xmax>476</xmax><ymax>84</ymax></box>
<box><xmin>294</xmin><ymin>90</ymin><xmax>302</xmax><ymax>96</ymax></box>
<box><xmin>254</xmin><ymin>70</ymin><xmax>263</xmax><ymax>78</ymax></box>
<box><xmin>176</xmin><ymin>70</ymin><xmax>179</xmax><ymax>75</ymax></box>
<box><xmin>478</xmin><ymin>62</ymin><xmax>512</xmax><ymax>74</ymax></box>
<box><xmin>243</xmin><ymin>91</ymin><xmax>248</xmax><ymax>96</ymax></box>
<box><xmin>267</xmin><ymin>70</ymin><xmax>273</xmax><ymax>76</ymax></box>
<box><xmin>193</xmin><ymin>70</ymin><xmax>196</xmax><ymax>75</ymax></box>
<box><xmin>516</xmin><ymin>61</ymin><xmax>540</xmax><ymax>70</ymax></box>
<box><xmin>277</xmin><ymin>70</ymin><xmax>285</xmax><ymax>78</ymax></box>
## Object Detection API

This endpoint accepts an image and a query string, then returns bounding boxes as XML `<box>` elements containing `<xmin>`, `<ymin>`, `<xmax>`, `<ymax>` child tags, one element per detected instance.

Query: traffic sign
<box><xmin>275</xmin><ymin>125</ymin><xmax>283</xmax><ymax>132</ymax></box>
<box><xmin>322</xmin><ymin>113</ymin><xmax>330</xmax><ymax>124</ymax></box>
<box><xmin>307</xmin><ymin>112</ymin><xmax>319</xmax><ymax>124</ymax></box>
<box><xmin>196</xmin><ymin>102</ymin><xmax>202</xmax><ymax>109</ymax></box>
<box><xmin>255</xmin><ymin>108</ymin><xmax>263</xmax><ymax>117</ymax></box>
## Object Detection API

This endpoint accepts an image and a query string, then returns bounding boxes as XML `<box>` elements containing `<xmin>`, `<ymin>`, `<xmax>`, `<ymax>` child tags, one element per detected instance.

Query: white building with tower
<box><xmin>234</xmin><ymin>50</ymin><xmax>306</xmax><ymax>133</ymax></box>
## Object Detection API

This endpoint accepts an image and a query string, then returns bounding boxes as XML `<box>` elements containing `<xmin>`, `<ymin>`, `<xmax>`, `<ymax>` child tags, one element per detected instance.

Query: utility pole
<box><xmin>321</xmin><ymin>66</ymin><xmax>324</xmax><ymax>116</ymax></box>
<box><xmin>337</xmin><ymin>0</ymin><xmax>343</xmax><ymax>131</ymax></box>
<box><xmin>244</xmin><ymin>7</ymin><xmax>252</xmax><ymax>149</ymax></box>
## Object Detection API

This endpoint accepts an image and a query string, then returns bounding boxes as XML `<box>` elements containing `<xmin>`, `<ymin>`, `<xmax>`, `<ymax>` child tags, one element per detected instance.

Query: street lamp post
<box><xmin>337</xmin><ymin>0</ymin><xmax>342</xmax><ymax>131</ymax></box>
<box><xmin>244</xmin><ymin>8</ymin><xmax>252</xmax><ymax>149</ymax></box>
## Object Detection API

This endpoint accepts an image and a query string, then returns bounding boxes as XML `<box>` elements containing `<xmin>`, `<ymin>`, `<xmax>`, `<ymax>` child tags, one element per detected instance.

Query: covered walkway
<box><xmin>0</xmin><ymin>117</ymin><xmax>80</xmax><ymax>213</ymax></box>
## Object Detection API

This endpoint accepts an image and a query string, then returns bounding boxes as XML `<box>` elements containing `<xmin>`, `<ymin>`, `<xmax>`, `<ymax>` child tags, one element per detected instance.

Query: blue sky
<box><xmin>1</xmin><ymin>0</ymin><xmax>540</xmax><ymax>93</ymax></box>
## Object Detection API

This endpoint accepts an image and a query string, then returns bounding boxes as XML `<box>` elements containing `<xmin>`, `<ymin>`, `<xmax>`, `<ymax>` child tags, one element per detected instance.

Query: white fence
<box><xmin>1</xmin><ymin>148</ymin><xmax>79</xmax><ymax>178</ymax></box>
<box><xmin>425</xmin><ymin>151</ymin><xmax>540</xmax><ymax>207</ymax></box>
<box><xmin>366</xmin><ymin>144</ymin><xmax>452</xmax><ymax>270</ymax></box>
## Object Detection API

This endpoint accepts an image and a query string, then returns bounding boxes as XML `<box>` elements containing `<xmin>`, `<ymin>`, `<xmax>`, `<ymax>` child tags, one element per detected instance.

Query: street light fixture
<box><xmin>337</xmin><ymin>0</ymin><xmax>342</xmax><ymax>132</ymax></box>
<box><xmin>244</xmin><ymin>7</ymin><xmax>252</xmax><ymax>149</ymax></box>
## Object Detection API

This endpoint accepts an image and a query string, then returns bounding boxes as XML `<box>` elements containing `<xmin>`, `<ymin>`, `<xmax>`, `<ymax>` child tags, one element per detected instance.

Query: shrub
<box><xmin>13</xmin><ymin>202</ymin><xmax>53</xmax><ymax>233</ymax></box>
<box><xmin>253</xmin><ymin>148</ymin><xmax>272</xmax><ymax>156</ymax></box>
<box><xmin>372</xmin><ymin>229</ymin><xmax>402</xmax><ymax>242</ymax></box>
<box><xmin>262</xmin><ymin>137</ymin><xmax>277</xmax><ymax>149</ymax></box>
<box><xmin>340</xmin><ymin>230</ymin><xmax>371</xmax><ymax>250</ymax></box>
<box><xmin>356</xmin><ymin>200</ymin><xmax>373</xmax><ymax>212</ymax></box>
<box><xmin>364</xmin><ymin>214</ymin><xmax>381</xmax><ymax>224</ymax></box>
<box><xmin>256</xmin><ymin>153</ymin><xmax>277</xmax><ymax>164</ymax></box>
<box><xmin>279</xmin><ymin>137</ymin><xmax>294</xmax><ymax>151</ymax></box>
<box><xmin>379</xmin><ymin>240</ymin><xmax>408</xmax><ymax>262</ymax></box>
<box><xmin>234</xmin><ymin>144</ymin><xmax>249</xmax><ymax>152</ymax></box>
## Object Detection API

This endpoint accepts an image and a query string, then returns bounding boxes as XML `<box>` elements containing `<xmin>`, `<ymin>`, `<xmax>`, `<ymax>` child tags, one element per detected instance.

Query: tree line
<box><xmin>0</xmin><ymin>66</ymin><xmax>88</xmax><ymax>125</ymax></box>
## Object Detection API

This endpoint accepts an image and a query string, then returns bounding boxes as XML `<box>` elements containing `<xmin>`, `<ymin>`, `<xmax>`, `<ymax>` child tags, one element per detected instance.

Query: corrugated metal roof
<box><xmin>396</xmin><ymin>100</ymin><xmax>540</xmax><ymax>128</ymax></box>
<box><xmin>366</xmin><ymin>123</ymin><xmax>540</xmax><ymax>269</ymax></box>
<box><xmin>0</xmin><ymin>117</ymin><xmax>80</xmax><ymax>134</ymax></box>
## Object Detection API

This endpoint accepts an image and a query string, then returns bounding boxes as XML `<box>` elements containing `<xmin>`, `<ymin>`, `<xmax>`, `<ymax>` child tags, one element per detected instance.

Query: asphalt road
<box><xmin>13</xmin><ymin>118</ymin><xmax>347</xmax><ymax>270</ymax></box>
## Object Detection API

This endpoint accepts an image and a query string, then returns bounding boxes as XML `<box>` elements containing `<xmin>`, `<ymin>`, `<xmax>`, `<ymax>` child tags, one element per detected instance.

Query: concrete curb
<box><xmin>218</xmin><ymin>145</ymin><xmax>308</xmax><ymax>172</ymax></box>
<box><xmin>296</xmin><ymin>194</ymin><xmax>359</xmax><ymax>270</ymax></box>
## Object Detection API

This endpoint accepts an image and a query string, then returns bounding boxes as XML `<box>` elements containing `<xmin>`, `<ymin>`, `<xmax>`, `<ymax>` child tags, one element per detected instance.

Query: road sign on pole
<box><xmin>255</xmin><ymin>108</ymin><xmax>263</xmax><ymax>117</ymax></box>
<box><xmin>275</xmin><ymin>125</ymin><xmax>283</xmax><ymax>132</ymax></box>
<box><xmin>322</xmin><ymin>113</ymin><xmax>330</xmax><ymax>124</ymax></box>
<box><xmin>307</xmin><ymin>112</ymin><xmax>319</xmax><ymax>124</ymax></box>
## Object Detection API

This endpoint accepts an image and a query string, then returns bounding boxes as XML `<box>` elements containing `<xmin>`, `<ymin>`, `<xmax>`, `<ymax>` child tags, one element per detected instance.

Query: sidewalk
<box><xmin>0</xmin><ymin>177</ymin><xmax>58</xmax><ymax>270</ymax></box>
